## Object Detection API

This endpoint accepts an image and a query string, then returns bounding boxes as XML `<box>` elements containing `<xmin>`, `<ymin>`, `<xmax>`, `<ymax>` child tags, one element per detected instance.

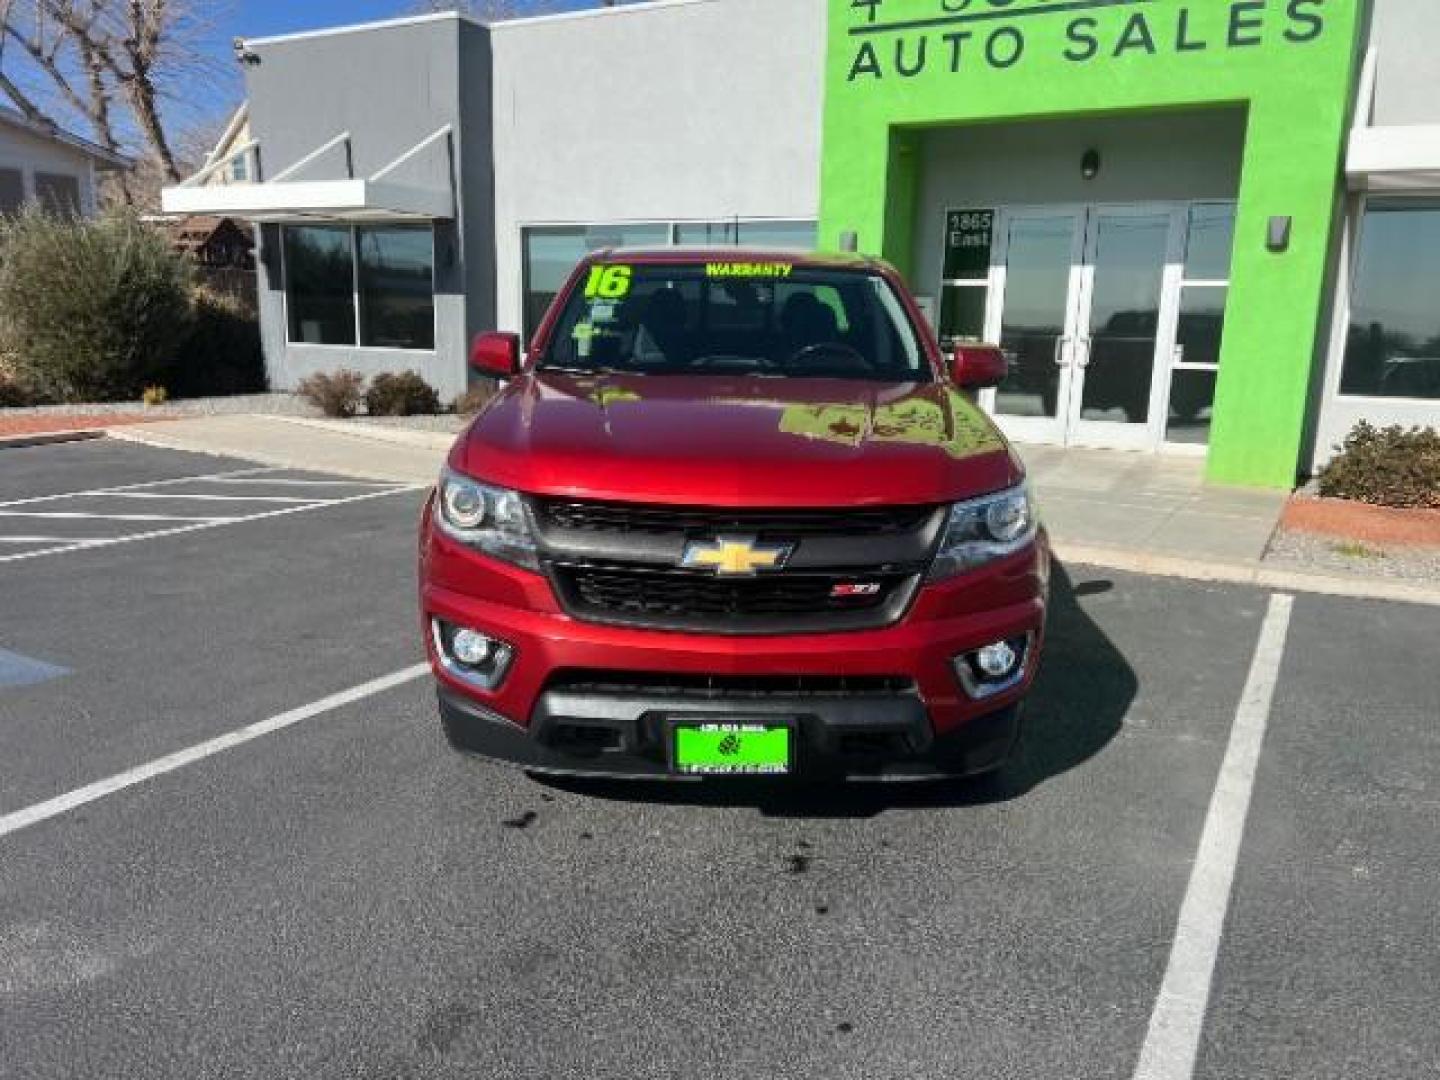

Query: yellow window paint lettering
<box><xmin>584</xmin><ymin>265</ymin><xmax>633</xmax><ymax>300</ymax></box>
<box><xmin>705</xmin><ymin>262</ymin><xmax>794</xmax><ymax>280</ymax></box>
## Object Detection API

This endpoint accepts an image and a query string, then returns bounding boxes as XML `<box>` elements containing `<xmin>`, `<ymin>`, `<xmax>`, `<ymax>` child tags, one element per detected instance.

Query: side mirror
<box><xmin>470</xmin><ymin>332</ymin><xmax>521</xmax><ymax>378</ymax></box>
<box><xmin>949</xmin><ymin>344</ymin><xmax>1008</xmax><ymax>390</ymax></box>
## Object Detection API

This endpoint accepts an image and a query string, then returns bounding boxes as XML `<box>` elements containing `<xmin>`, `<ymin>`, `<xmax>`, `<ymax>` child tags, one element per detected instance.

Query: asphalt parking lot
<box><xmin>1</xmin><ymin>438</ymin><xmax>1437</xmax><ymax>1080</ymax></box>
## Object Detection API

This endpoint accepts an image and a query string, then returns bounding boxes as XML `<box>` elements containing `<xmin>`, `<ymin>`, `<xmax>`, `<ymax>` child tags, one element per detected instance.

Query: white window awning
<box><xmin>159</xmin><ymin>125</ymin><xmax>455</xmax><ymax>222</ymax></box>
<box><xmin>161</xmin><ymin>178</ymin><xmax>453</xmax><ymax>222</ymax></box>
<box><xmin>1348</xmin><ymin>126</ymin><xmax>1440</xmax><ymax>192</ymax></box>
<box><xmin>1346</xmin><ymin>47</ymin><xmax>1440</xmax><ymax>192</ymax></box>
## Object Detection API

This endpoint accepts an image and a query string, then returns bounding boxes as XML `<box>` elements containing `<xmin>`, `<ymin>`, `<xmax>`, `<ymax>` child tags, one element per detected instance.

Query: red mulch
<box><xmin>1283</xmin><ymin>495</ymin><xmax>1440</xmax><ymax>549</ymax></box>
<box><xmin>0</xmin><ymin>414</ymin><xmax>163</xmax><ymax>439</ymax></box>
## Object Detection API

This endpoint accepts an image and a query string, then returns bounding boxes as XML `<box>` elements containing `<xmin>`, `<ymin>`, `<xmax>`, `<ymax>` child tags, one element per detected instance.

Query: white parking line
<box><xmin>101</xmin><ymin>492</ymin><xmax>324</xmax><ymax>504</ymax></box>
<box><xmin>0</xmin><ymin>466</ymin><xmax>283</xmax><ymax>509</ymax></box>
<box><xmin>0</xmin><ymin>537</ymin><xmax>106</xmax><ymax>545</ymax></box>
<box><xmin>198</xmin><ymin>477</ymin><xmax>402</xmax><ymax>488</ymax></box>
<box><xmin>0</xmin><ymin>510</ymin><xmax>235</xmax><ymax>523</ymax></box>
<box><xmin>0</xmin><ymin>484</ymin><xmax>423</xmax><ymax>564</ymax></box>
<box><xmin>1131</xmin><ymin>593</ymin><xmax>1296</xmax><ymax>1080</ymax></box>
<box><xmin>0</xmin><ymin>663</ymin><xmax>430</xmax><ymax>841</ymax></box>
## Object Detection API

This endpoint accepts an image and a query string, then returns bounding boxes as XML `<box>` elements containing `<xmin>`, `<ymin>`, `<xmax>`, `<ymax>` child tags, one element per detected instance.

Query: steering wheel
<box><xmin>787</xmin><ymin>341</ymin><xmax>873</xmax><ymax>374</ymax></box>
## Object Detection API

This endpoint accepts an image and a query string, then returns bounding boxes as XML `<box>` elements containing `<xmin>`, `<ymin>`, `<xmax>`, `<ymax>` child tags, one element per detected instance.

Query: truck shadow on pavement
<box><xmin>537</xmin><ymin>562</ymin><xmax>1136</xmax><ymax>818</ymax></box>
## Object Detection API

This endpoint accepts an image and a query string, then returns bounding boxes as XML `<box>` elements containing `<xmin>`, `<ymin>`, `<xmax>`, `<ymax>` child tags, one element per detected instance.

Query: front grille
<box><xmin>538</xmin><ymin>499</ymin><xmax>934</xmax><ymax>538</ymax></box>
<box><xmin>551</xmin><ymin>562</ymin><xmax>917</xmax><ymax>634</ymax></box>
<box><xmin>534</xmin><ymin>496</ymin><xmax>941</xmax><ymax>634</ymax></box>
<box><xmin>546</xmin><ymin>672</ymin><xmax>917</xmax><ymax>697</ymax></box>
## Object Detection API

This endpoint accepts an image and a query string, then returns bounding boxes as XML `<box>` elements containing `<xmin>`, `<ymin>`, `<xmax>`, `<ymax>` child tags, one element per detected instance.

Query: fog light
<box><xmin>451</xmin><ymin>628</ymin><xmax>493</xmax><ymax>666</ymax></box>
<box><xmin>431</xmin><ymin>619</ymin><xmax>515</xmax><ymax>691</ymax></box>
<box><xmin>954</xmin><ymin>634</ymin><xmax>1032</xmax><ymax>700</ymax></box>
<box><xmin>976</xmin><ymin>641</ymin><xmax>1018</xmax><ymax>679</ymax></box>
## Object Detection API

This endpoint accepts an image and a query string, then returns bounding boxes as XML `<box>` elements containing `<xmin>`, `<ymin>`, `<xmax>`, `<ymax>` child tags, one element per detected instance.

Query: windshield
<box><xmin>538</xmin><ymin>261</ymin><xmax>930</xmax><ymax>381</ymax></box>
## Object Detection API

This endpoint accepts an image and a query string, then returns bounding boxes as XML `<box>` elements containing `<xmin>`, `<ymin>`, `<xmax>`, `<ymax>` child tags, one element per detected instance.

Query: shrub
<box><xmin>0</xmin><ymin>353</ymin><xmax>37</xmax><ymax>406</ymax></box>
<box><xmin>141</xmin><ymin>385</ymin><xmax>169</xmax><ymax>407</ymax></box>
<box><xmin>451</xmin><ymin>385</ymin><xmax>497</xmax><ymax>416</ymax></box>
<box><xmin>365</xmin><ymin>370</ymin><xmax>440</xmax><ymax>417</ymax></box>
<box><xmin>0</xmin><ymin>207</ymin><xmax>191</xmax><ymax>402</ymax></box>
<box><xmin>1317</xmin><ymin>422</ymin><xmax>1440</xmax><ymax>510</ymax></box>
<box><xmin>297</xmin><ymin>370</ymin><xmax>366</xmax><ymax>418</ymax></box>
<box><xmin>166</xmin><ymin>286</ymin><xmax>267</xmax><ymax>398</ymax></box>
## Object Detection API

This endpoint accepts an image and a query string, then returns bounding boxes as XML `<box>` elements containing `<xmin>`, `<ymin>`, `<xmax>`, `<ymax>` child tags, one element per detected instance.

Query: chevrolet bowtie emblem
<box><xmin>681</xmin><ymin>535</ymin><xmax>794</xmax><ymax>576</ymax></box>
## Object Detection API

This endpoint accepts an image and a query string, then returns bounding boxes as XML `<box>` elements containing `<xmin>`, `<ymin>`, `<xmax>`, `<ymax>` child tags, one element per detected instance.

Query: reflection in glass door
<box><xmin>988</xmin><ymin>211</ymin><xmax>1085</xmax><ymax>445</ymax></box>
<box><xmin>1067</xmin><ymin>207</ymin><xmax>1182</xmax><ymax>450</ymax></box>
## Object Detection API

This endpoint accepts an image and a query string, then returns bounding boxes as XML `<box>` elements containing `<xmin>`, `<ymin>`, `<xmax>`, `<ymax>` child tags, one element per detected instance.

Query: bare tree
<box><xmin>0</xmin><ymin>0</ymin><xmax>233</xmax><ymax>203</ymax></box>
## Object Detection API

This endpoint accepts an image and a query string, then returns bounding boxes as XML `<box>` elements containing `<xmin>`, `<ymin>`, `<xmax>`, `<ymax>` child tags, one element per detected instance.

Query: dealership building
<box><xmin>164</xmin><ymin>0</ymin><xmax>1440</xmax><ymax>488</ymax></box>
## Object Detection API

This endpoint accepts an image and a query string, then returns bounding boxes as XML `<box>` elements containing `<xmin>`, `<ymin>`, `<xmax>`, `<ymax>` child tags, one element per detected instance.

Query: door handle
<box><xmin>1053</xmin><ymin>336</ymin><xmax>1073</xmax><ymax>367</ymax></box>
<box><xmin>1074</xmin><ymin>337</ymin><xmax>1093</xmax><ymax>369</ymax></box>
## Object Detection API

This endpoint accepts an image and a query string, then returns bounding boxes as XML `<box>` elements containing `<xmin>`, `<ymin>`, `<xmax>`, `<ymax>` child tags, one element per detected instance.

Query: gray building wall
<box><xmin>489</xmin><ymin>0</ymin><xmax>826</xmax><ymax>335</ymax></box>
<box><xmin>1366</xmin><ymin>0</ymin><xmax>1440</xmax><ymax>127</ymax></box>
<box><xmin>910</xmin><ymin>108</ymin><xmax>1248</xmax><ymax>300</ymax></box>
<box><xmin>246</xmin><ymin>15</ymin><xmax>481</xmax><ymax>400</ymax></box>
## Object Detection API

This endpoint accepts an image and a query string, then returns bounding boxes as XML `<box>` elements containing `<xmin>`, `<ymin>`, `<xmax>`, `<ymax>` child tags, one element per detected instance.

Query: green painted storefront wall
<box><xmin>820</xmin><ymin>0</ymin><xmax>1363</xmax><ymax>487</ymax></box>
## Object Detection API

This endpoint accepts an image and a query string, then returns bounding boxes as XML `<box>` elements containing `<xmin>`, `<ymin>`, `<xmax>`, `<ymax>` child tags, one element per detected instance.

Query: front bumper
<box><xmin>438</xmin><ymin>683</ymin><xmax>1021</xmax><ymax>781</ymax></box>
<box><xmin>422</xmin><ymin>500</ymin><xmax>1048</xmax><ymax>780</ymax></box>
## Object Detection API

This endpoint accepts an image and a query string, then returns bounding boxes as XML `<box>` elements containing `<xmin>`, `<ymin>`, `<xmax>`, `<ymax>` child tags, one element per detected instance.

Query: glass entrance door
<box><xmin>1067</xmin><ymin>205</ymin><xmax>1183</xmax><ymax>450</ymax></box>
<box><xmin>986</xmin><ymin>209</ymin><xmax>1086</xmax><ymax>445</ymax></box>
<box><xmin>980</xmin><ymin>203</ymin><xmax>1188</xmax><ymax>450</ymax></box>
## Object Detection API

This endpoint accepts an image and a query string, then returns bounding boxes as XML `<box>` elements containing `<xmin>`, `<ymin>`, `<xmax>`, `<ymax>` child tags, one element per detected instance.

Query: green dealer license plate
<box><xmin>673</xmin><ymin>722</ymin><xmax>791</xmax><ymax>776</ymax></box>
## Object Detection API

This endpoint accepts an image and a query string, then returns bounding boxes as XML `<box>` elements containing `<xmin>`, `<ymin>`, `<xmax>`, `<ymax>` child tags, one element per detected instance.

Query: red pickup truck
<box><xmin>420</xmin><ymin>250</ymin><xmax>1049</xmax><ymax>781</ymax></box>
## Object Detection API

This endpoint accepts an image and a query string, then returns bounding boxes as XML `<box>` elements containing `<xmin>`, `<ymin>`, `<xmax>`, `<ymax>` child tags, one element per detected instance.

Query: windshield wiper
<box><xmin>538</xmin><ymin>365</ymin><xmax>632</xmax><ymax>376</ymax></box>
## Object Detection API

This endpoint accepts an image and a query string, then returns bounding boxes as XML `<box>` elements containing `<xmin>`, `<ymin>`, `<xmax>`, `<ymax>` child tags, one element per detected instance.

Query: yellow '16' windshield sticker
<box><xmin>706</xmin><ymin>262</ymin><xmax>794</xmax><ymax>280</ymax></box>
<box><xmin>584</xmin><ymin>265</ymin><xmax>632</xmax><ymax>300</ymax></box>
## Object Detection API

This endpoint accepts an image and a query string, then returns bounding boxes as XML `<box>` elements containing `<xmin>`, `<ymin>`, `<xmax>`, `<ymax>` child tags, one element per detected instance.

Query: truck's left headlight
<box><xmin>435</xmin><ymin>467</ymin><xmax>540</xmax><ymax>570</ymax></box>
<box><xmin>928</xmin><ymin>482</ymin><xmax>1037</xmax><ymax>581</ymax></box>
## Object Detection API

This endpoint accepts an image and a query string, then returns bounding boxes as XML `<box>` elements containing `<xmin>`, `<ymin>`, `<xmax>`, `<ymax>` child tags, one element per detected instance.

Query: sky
<box><xmin>212</xmin><ymin>0</ymin><xmax>599</xmax><ymax>51</ymax></box>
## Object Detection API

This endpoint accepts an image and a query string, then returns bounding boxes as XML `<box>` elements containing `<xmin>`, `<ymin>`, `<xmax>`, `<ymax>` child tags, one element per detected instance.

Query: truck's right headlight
<box><xmin>435</xmin><ymin>467</ymin><xmax>540</xmax><ymax>571</ymax></box>
<box><xmin>927</xmin><ymin>482</ymin><xmax>1037</xmax><ymax>581</ymax></box>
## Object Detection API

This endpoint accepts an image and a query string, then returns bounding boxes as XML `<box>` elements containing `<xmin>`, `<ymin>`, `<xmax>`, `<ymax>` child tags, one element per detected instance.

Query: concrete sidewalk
<box><xmin>109</xmin><ymin>414</ymin><xmax>448</xmax><ymax>485</ymax></box>
<box><xmin>105</xmin><ymin>414</ymin><xmax>1439</xmax><ymax>606</ymax></box>
<box><xmin>1021</xmin><ymin>445</ymin><xmax>1287</xmax><ymax>564</ymax></box>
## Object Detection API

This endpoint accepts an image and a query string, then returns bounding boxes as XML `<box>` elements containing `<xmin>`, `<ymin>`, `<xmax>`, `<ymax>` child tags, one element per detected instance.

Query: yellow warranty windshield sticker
<box><xmin>584</xmin><ymin>265</ymin><xmax>632</xmax><ymax>300</ymax></box>
<box><xmin>705</xmin><ymin>262</ymin><xmax>794</xmax><ymax>280</ymax></box>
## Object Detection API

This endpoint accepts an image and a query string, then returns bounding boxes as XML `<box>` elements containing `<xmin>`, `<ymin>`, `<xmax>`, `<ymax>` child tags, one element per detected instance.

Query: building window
<box><xmin>285</xmin><ymin>225</ymin><xmax>357</xmax><ymax>346</ymax></box>
<box><xmin>938</xmin><ymin>209</ymin><xmax>996</xmax><ymax>345</ymax></box>
<box><xmin>1166</xmin><ymin>202</ymin><xmax>1236</xmax><ymax>445</ymax></box>
<box><xmin>229</xmin><ymin>155</ymin><xmax>250</xmax><ymax>183</ymax></box>
<box><xmin>283</xmin><ymin>223</ymin><xmax>436</xmax><ymax>350</ymax></box>
<box><xmin>672</xmin><ymin>220</ymin><xmax>817</xmax><ymax>248</ymax></box>
<box><xmin>1340</xmin><ymin>199</ymin><xmax>1440</xmax><ymax>401</ymax></box>
<box><xmin>34</xmin><ymin>172</ymin><xmax>80</xmax><ymax>216</ymax></box>
<box><xmin>0</xmin><ymin>168</ymin><xmax>23</xmax><ymax>215</ymax></box>
<box><xmin>521</xmin><ymin>219</ymin><xmax>819</xmax><ymax>340</ymax></box>
<box><xmin>358</xmin><ymin>225</ymin><xmax>435</xmax><ymax>351</ymax></box>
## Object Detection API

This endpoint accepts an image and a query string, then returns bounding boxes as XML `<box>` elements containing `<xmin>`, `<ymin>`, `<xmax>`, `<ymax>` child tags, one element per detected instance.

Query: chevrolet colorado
<box><xmin>420</xmin><ymin>250</ymin><xmax>1049</xmax><ymax>780</ymax></box>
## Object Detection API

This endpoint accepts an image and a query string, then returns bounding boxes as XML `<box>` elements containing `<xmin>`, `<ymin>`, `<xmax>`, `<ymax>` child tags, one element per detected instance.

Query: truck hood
<box><xmin>454</xmin><ymin>373</ymin><xmax>1024</xmax><ymax>507</ymax></box>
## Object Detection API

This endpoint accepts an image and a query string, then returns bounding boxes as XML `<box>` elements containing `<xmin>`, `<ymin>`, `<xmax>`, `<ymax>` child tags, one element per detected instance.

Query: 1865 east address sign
<box><xmin>847</xmin><ymin>0</ymin><xmax>1329</xmax><ymax>80</ymax></box>
<box><xmin>944</xmin><ymin>210</ymin><xmax>993</xmax><ymax>281</ymax></box>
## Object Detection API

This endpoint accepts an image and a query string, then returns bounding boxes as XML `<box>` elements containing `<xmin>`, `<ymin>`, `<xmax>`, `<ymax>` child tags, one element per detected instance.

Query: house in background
<box><xmin>163</xmin><ymin>215</ymin><xmax>255</xmax><ymax>271</ymax></box>
<box><xmin>198</xmin><ymin>104</ymin><xmax>256</xmax><ymax>189</ymax></box>
<box><xmin>0</xmin><ymin>104</ymin><xmax>131</xmax><ymax>215</ymax></box>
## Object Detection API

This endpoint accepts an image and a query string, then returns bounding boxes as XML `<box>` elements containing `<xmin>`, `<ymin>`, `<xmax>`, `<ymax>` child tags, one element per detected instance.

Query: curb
<box><xmin>257</xmin><ymin>414</ymin><xmax>459</xmax><ymax>451</ymax></box>
<box><xmin>1053</xmin><ymin>540</ymin><xmax>1440</xmax><ymax>609</ymax></box>
<box><xmin>0</xmin><ymin>429</ymin><xmax>107</xmax><ymax>450</ymax></box>
<box><xmin>105</xmin><ymin>423</ymin><xmax>440</xmax><ymax>485</ymax></box>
